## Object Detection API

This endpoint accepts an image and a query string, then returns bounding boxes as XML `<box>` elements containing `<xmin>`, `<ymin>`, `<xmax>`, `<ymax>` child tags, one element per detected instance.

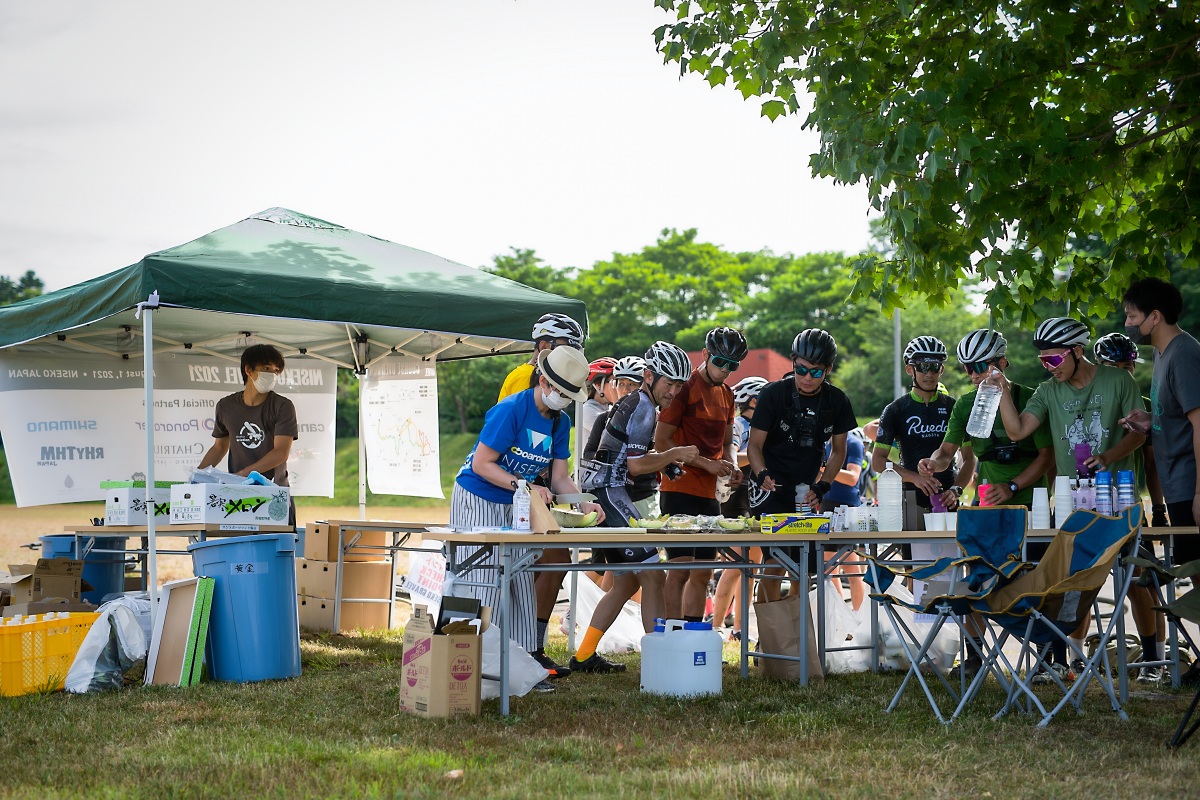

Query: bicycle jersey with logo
<box><xmin>456</xmin><ymin>389</ymin><xmax>571</xmax><ymax>504</ymax></box>
<box><xmin>579</xmin><ymin>390</ymin><xmax>657</xmax><ymax>491</ymax></box>
<box><xmin>658</xmin><ymin>370</ymin><xmax>735</xmax><ymax>499</ymax></box>
<box><xmin>876</xmin><ymin>390</ymin><xmax>957</xmax><ymax>495</ymax></box>
<box><xmin>212</xmin><ymin>391</ymin><xmax>298</xmax><ymax>486</ymax></box>
<box><xmin>1024</xmin><ymin>363</ymin><xmax>1144</xmax><ymax>478</ymax></box>
<box><xmin>749</xmin><ymin>380</ymin><xmax>856</xmax><ymax>486</ymax></box>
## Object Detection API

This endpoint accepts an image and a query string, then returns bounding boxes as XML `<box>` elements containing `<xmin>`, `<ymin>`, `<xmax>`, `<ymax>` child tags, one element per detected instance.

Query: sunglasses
<box><xmin>962</xmin><ymin>360</ymin><xmax>995</xmax><ymax>375</ymax></box>
<box><xmin>1039</xmin><ymin>352</ymin><xmax>1069</xmax><ymax>369</ymax></box>
<box><xmin>910</xmin><ymin>360</ymin><xmax>944</xmax><ymax>374</ymax></box>
<box><xmin>710</xmin><ymin>355</ymin><xmax>740</xmax><ymax>371</ymax></box>
<box><xmin>792</xmin><ymin>365</ymin><xmax>826</xmax><ymax>379</ymax></box>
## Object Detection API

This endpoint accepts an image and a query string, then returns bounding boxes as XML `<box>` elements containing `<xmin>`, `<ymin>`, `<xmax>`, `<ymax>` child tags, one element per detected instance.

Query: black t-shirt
<box><xmin>749</xmin><ymin>379</ymin><xmax>856</xmax><ymax>485</ymax></box>
<box><xmin>876</xmin><ymin>390</ymin><xmax>956</xmax><ymax>500</ymax></box>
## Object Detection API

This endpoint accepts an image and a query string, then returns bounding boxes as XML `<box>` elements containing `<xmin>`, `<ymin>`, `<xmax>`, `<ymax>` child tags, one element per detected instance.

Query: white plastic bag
<box><xmin>65</xmin><ymin>595</ymin><xmax>151</xmax><ymax>693</ymax></box>
<box><xmin>877</xmin><ymin>582</ymin><xmax>961</xmax><ymax>672</ymax></box>
<box><xmin>810</xmin><ymin>582</ymin><xmax>873</xmax><ymax>673</ymax></box>
<box><xmin>479</xmin><ymin>624</ymin><xmax>549</xmax><ymax>699</ymax></box>
<box><xmin>571</xmin><ymin>575</ymin><xmax>644</xmax><ymax>654</ymax></box>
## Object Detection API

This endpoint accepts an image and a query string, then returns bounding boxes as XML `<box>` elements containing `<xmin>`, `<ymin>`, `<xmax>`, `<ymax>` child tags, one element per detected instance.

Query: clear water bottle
<box><xmin>965</xmin><ymin>369</ymin><xmax>1003</xmax><ymax>438</ymax></box>
<box><xmin>1116</xmin><ymin>470</ymin><xmax>1137</xmax><ymax>512</ymax></box>
<box><xmin>795</xmin><ymin>483</ymin><xmax>811</xmax><ymax>514</ymax></box>
<box><xmin>513</xmin><ymin>479</ymin><xmax>531</xmax><ymax>531</ymax></box>
<box><xmin>877</xmin><ymin>462</ymin><xmax>904</xmax><ymax>531</ymax></box>
<box><xmin>1094</xmin><ymin>471</ymin><xmax>1113</xmax><ymax>515</ymax></box>
<box><xmin>1073</xmin><ymin>478</ymin><xmax>1095</xmax><ymax>512</ymax></box>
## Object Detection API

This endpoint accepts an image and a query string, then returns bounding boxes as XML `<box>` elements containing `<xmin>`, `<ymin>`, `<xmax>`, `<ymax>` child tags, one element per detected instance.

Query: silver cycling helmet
<box><xmin>956</xmin><ymin>329</ymin><xmax>1008</xmax><ymax>363</ymax></box>
<box><xmin>531</xmin><ymin>313</ymin><xmax>585</xmax><ymax>349</ymax></box>
<box><xmin>902</xmin><ymin>335</ymin><xmax>947</xmax><ymax>364</ymax></box>
<box><xmin>643</xmin><ymin>341</ymin><xmax>693</xmax><ymax>382</ymax></box>
<box><xmin>1033</xmin><ymin>317</ymin><xmax>1090</xmax><ymax>350</ymax></box>
<box><xmin>612</xmin><ymin>355</ymin><xmax>646</xmax><ymax>382</ymax></box>
<box><xmin>732</xmin><ymin>376</ymin><xmax>768</xmax><ymax>404</ymax></box>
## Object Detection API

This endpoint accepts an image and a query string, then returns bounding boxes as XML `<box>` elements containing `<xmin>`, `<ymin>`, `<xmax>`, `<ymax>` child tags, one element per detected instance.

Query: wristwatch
<box><xmin>1007</xmin><ymin>480</ymin><xmax>1020</xmax><ymax>495</ymax></box>
<box><xmin>949</xmin><ymin>485</ymin><xmax>964</xmax><ymax>497</ymax></box>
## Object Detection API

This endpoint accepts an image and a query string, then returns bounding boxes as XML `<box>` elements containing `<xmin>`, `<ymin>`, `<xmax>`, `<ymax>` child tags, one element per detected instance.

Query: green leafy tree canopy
<box><xmin>654</xmin><ymin>1</ymin><xmax>1200</xmax><ymax>323</ymax></box>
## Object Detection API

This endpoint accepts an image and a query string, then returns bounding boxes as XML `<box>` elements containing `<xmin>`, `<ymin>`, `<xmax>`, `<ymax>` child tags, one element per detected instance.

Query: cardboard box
<box><xmin>170</xmin><ymin>483</ymin><xmax>292</xmax><ymax>526</ymax></box>
<box><xmin>399</xmin><ymin>605</ymin><xmax>483</xmax><ymax>718</ymax></box>
<box><xmin>297</xmin><ymin>595</ymin><xmax>395</xmax><ymax>632</ymax></box>
<box><xmin>3</xmin><ymin>600</ymin><xmax>96</xmax><ymax>618</ymax></box>
<box><xmin>759</xmin><ymin>514</ymin><xmax>832</xmax><ymax>537</ymax></box>
<box><xmin>295</xmin><ymin>558</ymin><xmax>394</xmax><ymax>600</ymax></box>
<box><xmin>102</xmin><ymin>481</ymin><xmax>177</xmax><ymax>526</ymax></box>
<box><xmin>0</xmin><ymin>559</ymin><xmax>86</xmax><ymax>606</ymax></box>
<box><xmin>302</xmin><ymin>522</ymin><xmax>389</xmax><ymax>562</ymax></box>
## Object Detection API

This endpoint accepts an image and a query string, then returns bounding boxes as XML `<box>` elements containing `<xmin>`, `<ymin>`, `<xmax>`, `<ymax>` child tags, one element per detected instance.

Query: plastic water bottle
<box><xmin>877</xmin><ymin>462</ymin><xmax>904</xmax><ymax>531</ymax></box>
<box><xmin>1116</xmin><ymin>470</ymin><xmax>1137</xmax><ymax>512</ymax></box>
<box><xmin>513</xmin><ymin>479</ymin><xmax>531</xmax><ymax>531</ymax></box>
<box><xmin>965</xmin><ymin>369</ymin><xmax>1003</xmax><ymax>438</ymax></box>
<box><xmin>795</xmin><ymin>483</ymin><xmax>811</xmax><ymax>514</ymax></box>
<box><xmin>1094</xmin><ymin>471</ymin><xmax>1113</xmax><ymax>515</ymax></box>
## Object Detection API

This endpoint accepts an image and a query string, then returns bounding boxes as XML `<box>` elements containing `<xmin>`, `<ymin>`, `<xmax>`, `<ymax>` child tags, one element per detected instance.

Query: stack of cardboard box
<box><xmin>296</xmin><ymin>523</ymin><xmax>396</xmax><ymax>632</ymax></box>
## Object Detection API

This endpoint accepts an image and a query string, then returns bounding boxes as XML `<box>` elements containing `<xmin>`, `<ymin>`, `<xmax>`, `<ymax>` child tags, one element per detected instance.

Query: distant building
<box><xmin>684</xmin><ymin>347</ymin><xmax>791</xmax><ymax>385</ymax></box>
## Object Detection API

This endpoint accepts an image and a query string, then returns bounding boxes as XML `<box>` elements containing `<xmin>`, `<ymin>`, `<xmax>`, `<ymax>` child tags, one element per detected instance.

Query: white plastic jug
<box><xmin>640</xmin><ymin>619</ymin><xmax>722</xmax><ymax>697</ymax></box>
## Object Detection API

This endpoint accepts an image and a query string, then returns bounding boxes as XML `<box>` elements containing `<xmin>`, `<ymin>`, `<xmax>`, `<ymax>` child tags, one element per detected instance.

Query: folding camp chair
<box><xmin>861</xmin><ymin>506</ymin><xmax>1029</xmax><ymax>723</ymax></box>
<box><xmin>1121</xmin><ymin>554</ymin><xmax>1200</xmax><ymax>747</ymax></box>
<box><xmin>971</xmin><ymin>507</ymin><xmax>1142</xmax><ymax>727</ymax></box>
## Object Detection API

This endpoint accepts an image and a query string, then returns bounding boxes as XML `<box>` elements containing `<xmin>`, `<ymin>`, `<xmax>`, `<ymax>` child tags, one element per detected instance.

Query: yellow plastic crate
<box><xmin>0</xmin><ymin>612</ymin><xmax>100</xmax><ymax>697</ymax></box>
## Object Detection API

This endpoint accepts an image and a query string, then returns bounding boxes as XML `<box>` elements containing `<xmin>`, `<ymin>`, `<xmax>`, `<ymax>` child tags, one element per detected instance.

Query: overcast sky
<box><xmin>0</xmin><ymin>1</ymin><xmax>871</xmax><ymax>293</ymax></box>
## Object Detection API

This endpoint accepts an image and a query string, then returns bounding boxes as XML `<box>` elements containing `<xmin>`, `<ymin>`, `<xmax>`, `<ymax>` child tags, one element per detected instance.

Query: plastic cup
<box><xmin>944</xmin><ymin>512</ymin><xmax>957</xmax><ymax>531</ymax></box>
<box><xmin>924</xmin><ymin>513</ymin><xmax>946</xmax><ymax>531</ymax></box>
<box><xmin>978</xmin><ymin>484</ymin><xmax>995</xmax><ymax>506</ymax></box>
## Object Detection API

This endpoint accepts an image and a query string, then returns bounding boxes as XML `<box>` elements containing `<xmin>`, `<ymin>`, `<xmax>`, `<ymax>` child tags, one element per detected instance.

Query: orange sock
<box><xmin>574</xmin><ymin>626</ymin><xmax>604</xmax><ymax>662</ymax></box>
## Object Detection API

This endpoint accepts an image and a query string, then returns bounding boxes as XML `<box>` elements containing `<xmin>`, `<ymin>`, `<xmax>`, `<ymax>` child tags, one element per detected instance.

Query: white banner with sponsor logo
<box><xmin>0</xmin><ymin>353</ymin><xmax>336</xmax><ymax>506</ymax></box>
<box><xmin>361</xmin><ymin>357</ymin><xmax>443</xmax><ymax>498</ymax></box>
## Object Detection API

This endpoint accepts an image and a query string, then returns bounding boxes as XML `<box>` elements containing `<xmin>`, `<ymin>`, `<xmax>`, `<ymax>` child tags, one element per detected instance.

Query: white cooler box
<box><xmin>170</xmin><ymin>483</ymin><xmax>292</xmax><ymax>526</ymax></box>
<box><xmin>102</xmin><ymin>481</ymin><xmax>177</xmax><ymax>526</ymax></box>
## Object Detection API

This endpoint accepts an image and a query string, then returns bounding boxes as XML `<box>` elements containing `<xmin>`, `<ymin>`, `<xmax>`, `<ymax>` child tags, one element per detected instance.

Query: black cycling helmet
<box><xmin>705</xmin><ymin>326</ymin><xmax>749</xmax><ymax>361</ymax></box>
<box><xmin>791</xmin><ymin>328</ymin><xmax>837</xmax><ymax>366</ymax></box>
<box><xmin>1094</xmin><ymin>332</ymin><xmax>1140</xmax><ymax>364</ymax></box>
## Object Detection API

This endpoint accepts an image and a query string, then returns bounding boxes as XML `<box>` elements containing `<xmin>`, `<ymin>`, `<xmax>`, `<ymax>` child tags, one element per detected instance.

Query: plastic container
<box><xmin>1116</xmin><ymin>470</ymin><xmax>1137</xmax><ymax>512</ymax></box>
<box><xmin>513</xmin><ymin>480</ymin><xmax>531</xmax><ymax>531</ymax></box>
<box><xmin>39</xmin><ymin>535</ymin><xmax>128</xmax><ymax>604</ymax></box>
<box><xmin>1074</xmin><ymin>478</ymin><xmax>1096</xmax><ymax>512</ymax></box>
<box><xmin>1073</xmin><ymin>442</ymin><xmax>1093</xmax><ymax>478</ymax></box>
<box><xmin>640</xmin><ymin>619</ymin><xmax>722</xmax><ymax>697</ymax></box>
<box><xmin>187</xmin><ymin>533</ymin><xmax>301</xmax><ymax>683</ymax></box>
<box><xmin>639</xmin><ymin>618</ymin><xmax>667</xmax><ymax>694</ymax></box>
<box><xmin>795</xmin><ymin>483</ymin><xmax>811</xmax><ymax>514</ymax></box>
<box><xmin>877</xmin><ymin>462</ymin><xmax>904</xmax><ymax>531</ymax></box>
<box><xmin>0</xmin><ymin>612</ymin><xmax>99</xmax><ymax>696</ymax></box>
<box><xmin>1094</xmin><ymin>471</ymin><xmax>1114</xmax><ymax>515</ymax></box>
<box><xmin>1031</xmin><ymin>487</ymin><xmax>1051</xmax><ymax>529</ymax></box>
<box><xmin>965</xmin><ymin>370</ymin><xmax>1002</xmax><ymax>438</ymax></box>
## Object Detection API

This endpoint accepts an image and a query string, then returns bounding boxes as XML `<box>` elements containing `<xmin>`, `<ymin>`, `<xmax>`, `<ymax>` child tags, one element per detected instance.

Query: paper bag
<box><xmin>753</xmin><ymin>595</ymin><xmax>824</xmax><ymax>681</ymax></box>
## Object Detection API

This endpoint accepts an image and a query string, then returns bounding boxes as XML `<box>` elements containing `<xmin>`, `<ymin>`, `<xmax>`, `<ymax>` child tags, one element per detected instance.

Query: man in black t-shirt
<box><xmin>871</xmin><ymin>336</ymin><xmax>974</xmax><ymax>526</ymax></box>
<box><xmin>198</xmin><ymin>344</ymin><xmax>298</xmax><ymax>524</ymax></box>
<box><xmin>748</xmin><ymin>329</ymin><xmax>856</xmax><ymax>601</ymax></box>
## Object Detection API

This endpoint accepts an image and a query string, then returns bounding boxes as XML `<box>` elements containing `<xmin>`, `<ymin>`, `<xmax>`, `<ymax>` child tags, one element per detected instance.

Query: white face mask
<box><xmin>252</xmin><ymin>371</ymin><xmax>278</xmax><ymax>393</ymax></box>
<box><xmin>542</xmin><ymin>388</ymin><xmax>572</xmax><ymax>411</ymax></box>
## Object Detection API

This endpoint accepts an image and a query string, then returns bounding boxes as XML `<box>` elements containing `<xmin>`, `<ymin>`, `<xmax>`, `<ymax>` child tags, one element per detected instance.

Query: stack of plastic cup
<box><xmin>1053</xmin><ymin>475</ymin><xmax>1074</xmax><ymax>528</ymax></box>
<box><xmin>1031</xmin><ymin>487</ymin><xmax>1051</xmax><ymax>529</ymax></box>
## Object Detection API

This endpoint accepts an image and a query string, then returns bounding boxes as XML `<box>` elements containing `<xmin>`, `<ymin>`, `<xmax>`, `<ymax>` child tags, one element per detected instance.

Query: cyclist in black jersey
<box><xmin>871</xmin><ymin>336</ymin><xmax>974</xmax><ymax>521</ymax></box>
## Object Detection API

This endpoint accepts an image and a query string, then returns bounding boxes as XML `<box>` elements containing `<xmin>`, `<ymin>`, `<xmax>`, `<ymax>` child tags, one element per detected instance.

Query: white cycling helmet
<box><xmin>643</xmin><ymin>341</ymin><xmax>693</xmax><ymax>382</ymax></box>
<box><xmin>732</xmin><ymin>376</ymin><xmax>768</xmax><ymax>404</ymax></box>
<box><xmin>1033</xmin><ymin>317</ymin><xmax>1090</xmax><ymax>350</ymax></box>
<box><xmin>956</xmin><ymin>329</ymin><xmax>1008</xmax><ymax>363</ymax></box>
<box><xmin>531</xmin><ymin>313</ymin><xmax>585</xmax><ymax>348</ymax></box>
<box><xmin>902</xmin><ymin>335</ymin><xmax>947</xmax><ymax>364</ymax></box>
<box><xmin>612</xmin><ymin>355</ymin><xmax>646</xmax><ymax>382</ymax></box>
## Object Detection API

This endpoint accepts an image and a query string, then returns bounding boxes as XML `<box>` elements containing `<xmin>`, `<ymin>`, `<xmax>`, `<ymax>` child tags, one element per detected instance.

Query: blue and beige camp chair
<box><xmin>970</xmin><ymin>507</ymin><xmax>1142</xmax><ymax>727</ymax></box>
<box><xmin>862</xmin><ymin>506</ymin><xmax>1029</xmax><ymax>723</ymax></box>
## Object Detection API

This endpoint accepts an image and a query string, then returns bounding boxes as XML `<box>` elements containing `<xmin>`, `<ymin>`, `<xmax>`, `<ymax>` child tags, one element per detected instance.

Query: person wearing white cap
<box><xmin>450</xmin><ymin>345</ymin><xmax>604</xmax><ymax>692</ymax></box>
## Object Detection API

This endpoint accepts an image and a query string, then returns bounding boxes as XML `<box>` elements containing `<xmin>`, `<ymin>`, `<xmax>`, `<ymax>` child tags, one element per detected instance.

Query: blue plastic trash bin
<box><xmin>39</xmin><ymin>534</ymin><xmax>128</xmax><ymax>604</ymax></box>
<box><xmin>187</xmin><ymin>533</ymin><xmax>301</xmax><ymax>682</ymax></box>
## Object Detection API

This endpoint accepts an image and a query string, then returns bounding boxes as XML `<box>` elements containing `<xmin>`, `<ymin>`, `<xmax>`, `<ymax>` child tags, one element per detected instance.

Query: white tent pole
<box><xmin>139</xmin><ymin>292</ymin><xmax>161</xmax><ymax>626</ymax></box>
<box><xmin>358</xmin><ymin>375</ymin><xmax>367</xmax><ymax>520</ymax></box>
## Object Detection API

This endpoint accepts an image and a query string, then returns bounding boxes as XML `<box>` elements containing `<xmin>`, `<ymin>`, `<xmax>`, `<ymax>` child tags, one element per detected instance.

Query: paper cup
<box><xmin>944</xmin><ymin>512</ymin><xmax>957</xmax><ymax>531</ymax></box>
<box><xmin>924</xmin><ymin>513</ymin><xmax>946</xmax><ymax>531</ymax></box>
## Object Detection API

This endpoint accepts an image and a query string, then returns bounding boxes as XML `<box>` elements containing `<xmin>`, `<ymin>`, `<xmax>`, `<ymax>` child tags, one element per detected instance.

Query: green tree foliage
<box><xmin>0</xmin><ymin>270</ymin><xmax>43</xmax><ymax>306</ymax></box>
<box><xmin>653</xmin><ymin>1</ymin><xmax>1200</xmax><ymax>322</ymax></box>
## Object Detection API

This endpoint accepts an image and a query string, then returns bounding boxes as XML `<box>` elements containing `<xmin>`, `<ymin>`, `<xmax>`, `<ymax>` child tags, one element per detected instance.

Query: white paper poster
<box><xmin>0</xmin><ymin>353</ymin><xmax>336</xmax><ymax>506</ymax></box>
<box><xmin>361</xmin><ymin>357</ymin><xmax>442</xmax><ymax>498</ymax></box>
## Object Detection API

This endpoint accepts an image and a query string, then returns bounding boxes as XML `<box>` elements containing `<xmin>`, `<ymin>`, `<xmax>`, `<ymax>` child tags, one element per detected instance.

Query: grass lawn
<box><xmin>2</xmin><ymin>628</ymin><xmax>1199</xmax><ymax>799</ymax></box>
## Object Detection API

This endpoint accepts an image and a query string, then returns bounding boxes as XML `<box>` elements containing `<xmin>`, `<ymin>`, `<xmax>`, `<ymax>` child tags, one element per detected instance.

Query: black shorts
<box><xmin>594</xmin><ymin>486</ymin><xmax>660</xmax><ymax>565</ymax></box>
<box><xmin>660</xmin><ymin>491</ymin><xmax>720</xmax><ymax>560</ymax></box>
<box><xmin>750</xmin><ymin>484</ymin><xmax>818</xmax><ymax>573</ymax></box>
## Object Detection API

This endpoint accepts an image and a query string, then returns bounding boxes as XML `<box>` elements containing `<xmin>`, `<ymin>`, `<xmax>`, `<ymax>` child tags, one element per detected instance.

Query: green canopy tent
<box><xmin>0</xmin><ymin>207</ymin><xmax>587</xmax><ymax>611</ymax></box>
